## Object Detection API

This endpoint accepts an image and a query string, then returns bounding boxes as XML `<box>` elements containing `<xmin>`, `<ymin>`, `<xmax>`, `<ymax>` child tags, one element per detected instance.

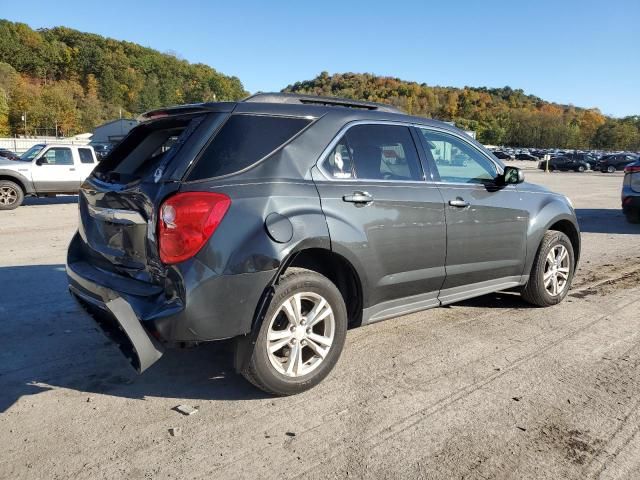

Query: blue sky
<box><xmin>1</xmin><ymin>0</ymin><xmax>638</xmax><ymax>116</ymax></box>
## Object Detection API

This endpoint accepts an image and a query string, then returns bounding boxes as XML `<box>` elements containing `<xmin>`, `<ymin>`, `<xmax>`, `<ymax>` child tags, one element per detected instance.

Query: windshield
<box><xmin>20</xmin><ymin>145</ymin><xmax>45</xmax><ymax>162</ymax></box>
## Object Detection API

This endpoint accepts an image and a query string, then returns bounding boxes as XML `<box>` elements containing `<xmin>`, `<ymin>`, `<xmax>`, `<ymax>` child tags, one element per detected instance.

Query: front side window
<box><xmin>324</xmin><ymin>124</ymin><xmax>422</xmax><ymax>181</ymax></box>
<box><xmin>40</xmin><ymin>148</ymin><xmax>74</xmax><ymax>166</ymax></box>
<box><xmin>419</xmin><ymin>129</ymin><xmax>497</xmax><ymax>184</ymax></box>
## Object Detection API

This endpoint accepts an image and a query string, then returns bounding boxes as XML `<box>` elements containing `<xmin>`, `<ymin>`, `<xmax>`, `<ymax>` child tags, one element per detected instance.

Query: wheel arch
<box><xmin>0</xmin><ymin>173</ymin><xmax>29</xmax><ymax>194</ymax></box>
<box><xmin>524</xmin><ymin>197</ymin><xmax>581</xmax><ymax>275</ymax></box>
<box><xmin>272</xmin><ymin>247</ymin><xmax>363</xmax><ymax>329</ymax></box>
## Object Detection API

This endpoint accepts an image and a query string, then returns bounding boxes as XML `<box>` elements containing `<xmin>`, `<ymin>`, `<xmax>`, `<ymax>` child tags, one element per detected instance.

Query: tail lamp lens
<box><xmin>158</xmin><ymin>192</ymin><xmax>231</xmax><ymax>264</ymax></box>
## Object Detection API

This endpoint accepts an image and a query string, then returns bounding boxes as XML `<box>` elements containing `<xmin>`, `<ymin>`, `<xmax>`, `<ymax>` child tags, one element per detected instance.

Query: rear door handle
<box><xmin>343</xmin><ymin>191</ymin><xmax>373</xmax><ymax>204</ymax></box>
<box><xmin>449</xmin><ymin>198</ymin><xmax>470</xmax><ymax>208</ymax></box>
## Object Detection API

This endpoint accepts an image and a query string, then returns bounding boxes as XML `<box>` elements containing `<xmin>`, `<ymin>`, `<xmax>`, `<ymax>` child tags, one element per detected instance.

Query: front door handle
<box><xmin>69</xmin><ymin>168</ymin><xmax>76</xmax><ymax>171</ymax></box>
<box><xmin>449</xmin><ymin>198</ymin><xmax>470</xmax><ymax>208</ymax></box>
<box><xmin>343</xmin><ymin>191</ymin><xmax>373</xmax><ymax>204</ymax></box>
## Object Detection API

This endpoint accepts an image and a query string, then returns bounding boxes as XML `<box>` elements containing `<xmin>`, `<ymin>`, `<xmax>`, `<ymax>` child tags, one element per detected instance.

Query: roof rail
<box><xmin>243</xmin><ymin>92</ymin><xmax>403</xmax><ymax>114</ymax></box>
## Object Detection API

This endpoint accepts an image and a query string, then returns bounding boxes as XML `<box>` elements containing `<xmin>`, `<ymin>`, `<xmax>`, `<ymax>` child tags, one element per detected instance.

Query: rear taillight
<box><xmin>624</xmin><ymin>165</ymin><xmax>640</xmax><ymax>174</ymax></box>
<box><xmin>158</xmin><ymin>192</ymin><xmax>231</xmax><ymax>264</ymax></box>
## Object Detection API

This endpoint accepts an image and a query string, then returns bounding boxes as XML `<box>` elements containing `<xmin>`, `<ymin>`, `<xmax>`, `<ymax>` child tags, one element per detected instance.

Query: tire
<box><xmin>607</xmin><ymin>165</ymin><xmax>616</xmax><ymax>173</ymax></box>
<box><xmin>625</xmin><ymin>209</ymin><xmax>640</xmax><ymax>224</ymax></box>
<box><xmin>241</xmin><ymin>269</ymin><xmax>348</xmax><ymax>395</ymax></box>
<box><xmin>0</xmin><ymin>180</ymin><xmax>24</xmax><ymax>210</ymax></box>
<box><xmin>577</xmin><ymin>165</ymin><xmax>586</xmax><ymax>173</ymax></box>
<box><xmin>521</xmin><ymin>231</ymin><xmax>575</xmax><ymax>307</ymax></box>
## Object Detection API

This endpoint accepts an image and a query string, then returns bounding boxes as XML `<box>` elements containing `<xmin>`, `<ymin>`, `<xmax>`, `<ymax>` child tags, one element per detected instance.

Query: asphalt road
<box><xmin>1</xmin><ymin>170</ymin><xmax>639</xmax><ymax>479</ymax></box>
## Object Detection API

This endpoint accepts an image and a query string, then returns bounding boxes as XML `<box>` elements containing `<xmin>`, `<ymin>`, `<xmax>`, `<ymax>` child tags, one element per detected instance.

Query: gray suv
<box><xmin>67</xmin><ymin>93</ymin><xmax>580</xmax><ymax>395</ymax></box>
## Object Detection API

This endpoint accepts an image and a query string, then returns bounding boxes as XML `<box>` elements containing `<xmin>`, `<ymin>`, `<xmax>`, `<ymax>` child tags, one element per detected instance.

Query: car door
<box><xmin>415</xmin><ymin>127</ymin><xmax>528</xmax><ymax>304</ymax></box>
<box><xmin>313</xmin><ymin>122</ymin><xmax>447</xmax><ymax>320</ymax></box>
<box><xmin>77</xmin><ymin>147</ymin><xmax>97</xmax><ymax>180</ymax></box>
<box><xmin>31</xmin><ymin>147</ymin><xmax>82</xmax><ymax>193</ymax></box>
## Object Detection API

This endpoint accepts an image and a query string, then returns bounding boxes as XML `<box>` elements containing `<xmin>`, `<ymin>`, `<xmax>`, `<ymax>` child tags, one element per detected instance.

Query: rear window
<box><xmin>187</xmin><ymin>114</ymin><xmax>311</xmax><ymax>181</ymax></box>
<box><xmin>93</xmin><ymin>115</ymin><xmax>206</xmax><ymax>183</ymax></box>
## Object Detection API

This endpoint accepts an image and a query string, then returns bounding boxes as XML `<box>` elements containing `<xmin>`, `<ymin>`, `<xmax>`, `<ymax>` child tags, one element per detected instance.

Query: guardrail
<box><xmin>0</xmin><ymin>137</ymin><xmax>91</xmax><ymax>154</ymax></box>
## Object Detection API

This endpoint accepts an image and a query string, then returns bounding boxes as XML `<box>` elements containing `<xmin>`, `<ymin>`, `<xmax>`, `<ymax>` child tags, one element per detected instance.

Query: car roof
<box><xmin>138</xmin><ymin>92</ymin><xmax>460</xmax><ymax>132</ymax></box>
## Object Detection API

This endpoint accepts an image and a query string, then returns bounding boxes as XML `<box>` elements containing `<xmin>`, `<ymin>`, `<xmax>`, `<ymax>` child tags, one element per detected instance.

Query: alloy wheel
<box><xmin>0</xmin><ymin>185</ymin><xmax>18</xmax><ymax>206</ymax></box>
<box><xmin>266</xmin><ymin>292</ymin><xmax>335</xmax><ymax>377</ymax></box>
<box><xmin>543</xmin><ymin>244</ymin><xmax>570</xmax><ymax>296</ymax></box>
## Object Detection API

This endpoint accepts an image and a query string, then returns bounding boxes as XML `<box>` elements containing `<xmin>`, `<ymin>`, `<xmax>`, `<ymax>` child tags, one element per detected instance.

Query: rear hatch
<box><xmin>76</xmin><ymin>109</ymin><xmax>229</xmax><ymax>283</ymax></box>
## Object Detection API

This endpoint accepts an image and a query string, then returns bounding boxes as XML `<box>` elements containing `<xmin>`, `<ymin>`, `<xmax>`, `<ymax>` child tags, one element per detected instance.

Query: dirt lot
<box><xmin>1</xmin><ymin>170</ymin><xmax>639</xmax><ymax>479</ymax></box>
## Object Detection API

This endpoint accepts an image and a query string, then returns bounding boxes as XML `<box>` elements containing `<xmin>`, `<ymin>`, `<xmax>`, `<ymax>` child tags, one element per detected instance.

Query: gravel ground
<box><xmin>1</xmin><ymin>170</ymin><xmax>639</xmax><ymax>479</ymax></box>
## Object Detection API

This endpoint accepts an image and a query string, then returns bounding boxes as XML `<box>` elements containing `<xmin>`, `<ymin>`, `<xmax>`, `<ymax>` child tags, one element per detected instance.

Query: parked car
<box><xmin>0</xmin><ymin>148</ymin><xmax>21</xmax><ymax>161</ymax></box>
<box><xmin>565</xmin><ymin>152</ymin><xmax>596</xmax><ymax>167</ymax></box>
<box><xmin>515</xmin><ymin>153</ymin><xmax>539</xmax><ymax>161</ymax></box>
<box><xmin>599</xmin><ymin>154</ymin><xmax>638</xmax><ymax>173</ymax></box>
<box><xmin>492</xmin><ymin>150</ymin><xmax>515</xmax><ymax>160</ymax></box>
<box><xmin>91</xmin><ymin>143</ymin><xmax>114</xmax><ymax>160</ymax></box>
<box><xmin>538</xmin><ymin>156</ymin><xmax>590</xmax><ymax>172</ymax></box>
<box><xmin>0</xmin><ymin>144</ymin><xmax>97</xmax><ymax>209</ymax></box>
<box><xmin>622</xmin><ymin>161</ymin><xmax>640</xmax><ymax>223</ymax></box>
<box><xmin>66</xmin><ymin>93</ymin><xmax>580</xmax><ymax>395</ymax></box>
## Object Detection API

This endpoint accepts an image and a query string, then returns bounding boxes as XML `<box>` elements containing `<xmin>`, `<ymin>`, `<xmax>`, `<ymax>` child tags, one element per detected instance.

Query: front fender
<box><xmin>524</xmin><ymin>194</ymin><xmax>580</xmax><ymax>274</ymax></box>
<box><xmin>0</xmin><ymin>168</ymin><xmax>34</xmax><ymax>194</ymax></box>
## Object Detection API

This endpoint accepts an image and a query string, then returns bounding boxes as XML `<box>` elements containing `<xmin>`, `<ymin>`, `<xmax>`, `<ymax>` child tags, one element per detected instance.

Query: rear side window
<box><xmin>78</xmin><ymin>148</ymin><xmax>95</xmax><ymax>164</ymax></box>
<box><xmin>187</xmin><ymin>115</ymin><xmax>311</xmax><ymax>180</ymax></box>
<box><xmin>324</xmin><ymin>124</ymin><xmax>422</xmax><ymax>181</ymax></box>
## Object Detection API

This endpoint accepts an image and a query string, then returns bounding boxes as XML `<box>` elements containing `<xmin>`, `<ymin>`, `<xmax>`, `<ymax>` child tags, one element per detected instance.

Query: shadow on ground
<box><xmin>575</xmin><ymin>208</ymin><xmax>639</xmax><ymax>234</ymax></box>
<box><xmin>22</xmin><ymin>194</ymin><xmax>79</xmax><ymax>206</ymax></box>
<box><xmin>0</xmin><ymin>264</ymin><xmax>269</xmax><ymax>413</ymax></box>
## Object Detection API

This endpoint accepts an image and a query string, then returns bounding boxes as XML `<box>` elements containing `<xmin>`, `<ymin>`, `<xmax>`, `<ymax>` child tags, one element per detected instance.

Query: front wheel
<box><xmin>577</xmin><ymin>165</ymin><xmax>586</xmax><ymax>172</ymax></box>
<box><xmin>0</xmin><ymin>180</ymin><xmax>24</xmax><ymax>210</ymax></box>
<box><xmin>607</xmin><ymin>165</ymin><xmax>616</xmax><ymax>173</ymax></box>
<box><xmin>521</xmin><ymin>231</ymin><xmax>575</xmax><ymax>307</ymax></box>
<box><xmin>241</xmin><ymin>269</ymin><xmax>347</xmax><ymax>395</ymax></box>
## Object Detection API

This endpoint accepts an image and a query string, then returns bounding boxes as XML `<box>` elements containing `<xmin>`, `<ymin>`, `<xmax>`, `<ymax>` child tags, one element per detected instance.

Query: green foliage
<box><xmin>284</xmin><ymin>72</ymin><xmax>638</xmax><ymax>150</ymax></box>
<box><xmin>0</xmin><ymin>19</ymin><xmax>247</xmax><ymax>136</ymax></box>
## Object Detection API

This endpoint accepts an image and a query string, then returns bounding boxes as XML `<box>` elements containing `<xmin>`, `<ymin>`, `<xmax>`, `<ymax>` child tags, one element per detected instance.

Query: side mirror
<box><xmin>502</xmin><ymin>166</ymin><xmax>524</xmax><ymax>184</ymax></box>
<box><xmin>35</xmin><ymin>158</ymin><xmax>43</xmax><ymax>166</ymax></box>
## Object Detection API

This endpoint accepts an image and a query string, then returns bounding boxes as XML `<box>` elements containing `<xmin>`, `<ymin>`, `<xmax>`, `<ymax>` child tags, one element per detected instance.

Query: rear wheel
<box><xmin>577</xmin><ymin>165</ymin><xmax>586</xmax><ymax>172</ymax></box>
<box><xmin>242</xmin><ymin>269</ymin><xmax>347</xmax><ymax>395</ymax></box>
<box><xmin>0</xmin><ymin>180</ymin><xmax>24</xmax><ymax>210</ymax></box>
<box><xmin>607</xmin><ymin>165</ymin><xmax>616</xmax><ymax>173</ymax></box>
<box><xmin>521</xmin><ymin>231</ymin><xmax>575</xmax><ymax>307</ymax></box>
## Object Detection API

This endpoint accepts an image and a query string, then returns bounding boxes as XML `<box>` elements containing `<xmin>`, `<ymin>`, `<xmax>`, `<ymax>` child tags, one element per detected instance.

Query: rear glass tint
<box><xmin>78</xmin><ymin>148</ymin><xmax>95</xmax><ymax>164</ymax></box>
<box><xmin>187</xmin><ymin>114</ymin><xmax>311</xmax><ymax>180</ymax></box>
<box><xmin>93</xmin><ymin>115</ymin><xmax>207</xmax><ymax>183</ymax></box>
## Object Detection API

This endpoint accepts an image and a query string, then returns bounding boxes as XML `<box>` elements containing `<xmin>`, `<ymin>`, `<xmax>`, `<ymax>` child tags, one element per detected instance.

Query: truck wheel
<box><xmin>0</xmin><ymin>180</ymin><xmax>24</xmax><ymax>210</ymax></box>
<box><xmin>521</xmin><ymin>231</ymin><xmax>575</xmax><ymax>307</ymax></box>
<box><xmin>625</xmin><ymin>209</ymin><xmax>640</xmax><ymax>224</ymax></box>
<box><xmin>242</xmin><ymin>269</ymin><xmax>347</xmax><ymax>395</ymax></box>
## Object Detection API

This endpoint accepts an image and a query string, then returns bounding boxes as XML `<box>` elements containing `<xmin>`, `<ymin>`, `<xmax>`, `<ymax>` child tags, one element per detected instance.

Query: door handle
<box><xmin>449</xmin><ymin>198</ymin><xmax>470</xmax><ymax>208</ymax></box>
<box><xmin>343</xmin><ymin>191</ymin><xmax>373</xmax><ymax>204</ymax></box>
<box><xmin>69</xmin><ymin>168</ymin><xmax>76</xmax><ymax>171</ymax></box>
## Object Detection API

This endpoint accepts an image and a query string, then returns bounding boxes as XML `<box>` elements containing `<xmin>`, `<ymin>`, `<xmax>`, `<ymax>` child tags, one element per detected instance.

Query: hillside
<box><xmin>0</xmin><ymin>19</ymin><xmax>637</xmax><ymax>150</ymax></box>
<box><xmin>0</xmin><ymin>19</ymin><xmax>246</xmax><ymax>136</ymax></box>
<box><xmin>284</xmin><ymin>72</ymin><xmax>640</xmax><ymax>150</ymax></box>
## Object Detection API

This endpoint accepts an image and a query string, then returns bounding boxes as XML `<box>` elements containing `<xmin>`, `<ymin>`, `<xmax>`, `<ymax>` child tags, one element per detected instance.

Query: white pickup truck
<box><xmin>0</xmin><ymin>144</ymin><xmax>98</xmax><ymax>209</ymax></box>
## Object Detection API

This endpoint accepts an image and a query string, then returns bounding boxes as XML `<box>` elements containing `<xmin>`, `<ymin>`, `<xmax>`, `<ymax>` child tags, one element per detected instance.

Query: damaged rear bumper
<box><xmin>68</xmin><ymin>266</ymin><xmax>164</xmax><ymax>373</ymax></box>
